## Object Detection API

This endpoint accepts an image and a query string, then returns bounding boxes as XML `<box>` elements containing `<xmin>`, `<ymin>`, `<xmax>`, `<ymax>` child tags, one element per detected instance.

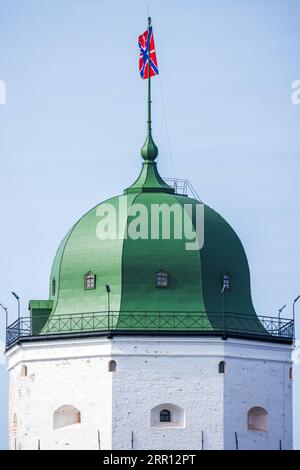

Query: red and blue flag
<box><xmin>138</xmin><ymin>26</ymin><xmax>159</xmax><ymax>79</ymax></box>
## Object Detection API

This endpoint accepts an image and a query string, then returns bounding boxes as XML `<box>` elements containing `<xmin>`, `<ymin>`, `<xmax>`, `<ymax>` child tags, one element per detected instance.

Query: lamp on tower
<box><xmin>11</xmin><ymin>291</ymin><xmax>20</xmax><ymax>320</ymax></box>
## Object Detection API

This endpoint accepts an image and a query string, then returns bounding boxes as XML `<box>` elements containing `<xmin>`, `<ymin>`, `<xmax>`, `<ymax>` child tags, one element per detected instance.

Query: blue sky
<box><xmin>0</xmin><ymin>0</ymin><xmax>299</xmax><ymax>449</ymax></box>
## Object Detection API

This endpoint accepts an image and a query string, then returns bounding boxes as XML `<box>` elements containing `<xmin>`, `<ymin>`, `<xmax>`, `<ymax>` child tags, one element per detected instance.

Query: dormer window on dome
<box><xmin>156</xmin><ymin>271</ymin><xmax>168</xmax><ymax>288</ymax></box>
<box><xmin>221</xmin><ymin>273</ymin><xmax>231</xmax><ymax>292</ymax></box>
<box><xmin>52</xmin><ymin>278</ymin><xmax>56</xmax><ymax>296</ymax></box>
<box><xmin>84</xmin><ymin>272</ymin><xmax>96</xmax><ymax>290</ymax></box>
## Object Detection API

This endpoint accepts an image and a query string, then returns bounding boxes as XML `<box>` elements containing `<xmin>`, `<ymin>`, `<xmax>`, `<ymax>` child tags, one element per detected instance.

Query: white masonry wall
<box><xmin>223</xmin><ymin>340</ymin><xmax>293</xmax><ymax>450</ymax></box>
<box><xmin>111</xmin><ymin>337</ymin><xmax>224</xmax><ymax>450</ymax></box>
<box><xmin>6</xmin><ymin>336</ymin><xmax>293</xmax><ymax>450</ymax></box>
<box><xmin>7</xmin><ymin>338</ymin><xmax>113</xmax><ymax>450</ymax></box>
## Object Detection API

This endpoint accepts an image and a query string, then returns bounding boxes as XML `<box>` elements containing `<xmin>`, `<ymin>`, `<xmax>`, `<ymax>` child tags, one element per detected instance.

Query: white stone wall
<box><xmin>6</xmin><ymin>336</ymin><xmax>293</xmax><ymax>450</ymax></box>
<box><xmin>7</xmin><ymin>339</ymin><xmax>112</xmax><ymax>450</ymax></box>
<box><xmin>223</xmin><ymin>340</ymin><xmax>293</xmax><ymax>450</ymax></box>
<box><xmin>111</xmin><ymin>338</ymin><xmax>224</xmax><ymax>450</ymax></box>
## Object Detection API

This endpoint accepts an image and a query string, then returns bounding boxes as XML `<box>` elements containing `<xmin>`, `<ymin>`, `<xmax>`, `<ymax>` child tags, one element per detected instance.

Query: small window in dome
<box><xmin>156</xmin><ymin>271</ymin><xmax>168</xmax><ymax>288</ymax></box>
<box><xmin>221</xmin><ymin>273</ymin><xmax>231</xmax><ymax>292</ymax></box>
<box><xmin>52</xmin><ymin>278</ymin><xmax>56</xmax><ymax>296</ymax></box>
<box><xmin>84</xmin><ymin>272</ymin><xmax>96</xmax><ymax>290</ymax></box>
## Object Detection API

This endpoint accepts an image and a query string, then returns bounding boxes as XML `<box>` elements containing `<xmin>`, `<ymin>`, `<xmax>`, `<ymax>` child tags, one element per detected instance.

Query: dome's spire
<box><xmin>124</xmin><ymin>17</ymin><xmax>173</xmax><ymax>195</ymax></box>
<box><xmin>141</xmin><ymin>17</ymin><xmax>158</xmax><ymax>162</ymax></box>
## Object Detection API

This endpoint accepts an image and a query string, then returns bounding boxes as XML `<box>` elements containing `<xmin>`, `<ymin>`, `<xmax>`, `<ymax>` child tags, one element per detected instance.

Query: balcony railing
<box><xmin>5</xmin><ymin>311</ymin><xmax>294</xmax><ymax>349</ymax></box>
<box><xmin>163</xmin><ymin>178</ymin><xmax>202</xmax><ymax>200</ymax></box>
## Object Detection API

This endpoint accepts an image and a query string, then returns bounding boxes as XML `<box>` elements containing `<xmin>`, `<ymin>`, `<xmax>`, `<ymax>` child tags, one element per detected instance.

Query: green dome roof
<box><xmin>31</xmin><ymin>156</ymin><xmax>263</xmax><ymax>337</ymax></box>
<box><xmin>49</xmin><ymin>192</ymin><xmax>255</xmax><ymax>312</ymax></box>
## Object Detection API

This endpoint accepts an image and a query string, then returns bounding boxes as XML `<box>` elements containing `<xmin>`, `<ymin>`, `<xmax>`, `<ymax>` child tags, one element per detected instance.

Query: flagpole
<box><xmin>140</xmin><ymin>16</ymin><xmax>158</xmax><ymax>162</ymax></box>
<box><xmin>147</xmin><ymin>16</ymin><xmax>151</xmax><ymax>136</ymax></box>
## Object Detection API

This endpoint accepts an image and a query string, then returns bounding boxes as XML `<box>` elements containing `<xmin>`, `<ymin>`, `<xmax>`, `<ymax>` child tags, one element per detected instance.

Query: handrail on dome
<box><xmin>163</xmin><ymin>178</ymin><xmax>202</xmax><ymax>201</ymax></box>
<box><xmin>5</xmin><ymin>311</ymin><xmax>294</xmax><ymax>350</ymax></box>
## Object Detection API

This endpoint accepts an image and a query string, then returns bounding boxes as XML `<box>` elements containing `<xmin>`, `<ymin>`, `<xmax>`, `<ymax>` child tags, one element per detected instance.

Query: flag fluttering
<box><xmin>138</xmin><ymin>25</ymin><xmax>159</xmax><ymax>79</ymax></box>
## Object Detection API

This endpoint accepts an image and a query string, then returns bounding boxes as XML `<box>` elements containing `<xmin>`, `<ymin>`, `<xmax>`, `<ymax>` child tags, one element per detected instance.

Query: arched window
<box><xmin>52</xmin><ymin>278</ymin><xmax>56</xmax><ymax>296</ymax></box>
<box><xmin>84</xmin><ymin>272</ymin><xmax>96</xmax><ymax>290</ymax></box>
<box><xmin>156</xmin><ymin>271</ymin><xmax>168</xmax><ymax>288</ymax></box>
<box><xmin>289</xmin><ymin>367</ymin><xmax>293</xmax><ymax>379</ymax></box>
<box><xmin>108</xmin><ymin>360</ymin><xmax>116</xmax><ymax>372</ymax></box>
<box><xmin>247</xmin><ymin>407</ymin><xmax>268</xmax><ymax>432</ymax></box>
<box><xmin>218</xmin><ymin>361</ymin><xmax>225</xmax><ymax>373</ymax></box>
<box><xmin>160</xmin><ymin>409</ymin><xmax>171</xmax><ymax>422</ymax></box>
<box><xmin>53</xmin><ymin>405</ymin><xmax>81</xmax><ymax>430</ymax></box>
<box><xmin>21</xmin><ymin>365</ymin><xmax>27</xmax><ymax>377</ymax></box>
<box><xmin>151</xmin><ymin>403</ymin><xmax>185</xmax><ymax>428</ymax></box>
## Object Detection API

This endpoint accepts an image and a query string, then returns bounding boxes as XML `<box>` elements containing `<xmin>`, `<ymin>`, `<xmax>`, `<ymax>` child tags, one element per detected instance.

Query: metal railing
<box><xmin>5</xmin><ymin>311</ymin><xmax>294</xmax><ymax>349</ymax></box>
<box><xmin>163</xmin><ymin>178</ymin><xmax>202</xmax><ymax>201</ymax></box>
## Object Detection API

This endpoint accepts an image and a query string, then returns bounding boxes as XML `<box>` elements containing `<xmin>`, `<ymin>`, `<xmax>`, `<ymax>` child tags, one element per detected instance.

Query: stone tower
<box><xmin>5</xmin><ymin>19</ymin><xmax>293</xmax><ymax>451</ymax></box>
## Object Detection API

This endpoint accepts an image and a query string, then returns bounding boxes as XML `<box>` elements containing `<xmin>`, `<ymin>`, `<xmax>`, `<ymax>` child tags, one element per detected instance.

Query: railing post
<box><xmin>222</xmin><ymin>292</ymin><xmax>226</xmax><ymax>338</ymax></box>
<box><xmin>278</xmin><ymin>316</ymin><xmax>282</xmax><ymax>336</ymax></box>
<box><xmin>5</xmin><ymin>307</ymin><xmax>8</xmax><ymax>348</ymax></box>
<box><xmin>235</xmin><ymin>432</ymin><xmax>239</xmax><ymax>450</ymax></box>
<box><xmin>98</xmin><ymin>430</ymin><xmax>101</xmax><ymax>450</ymax></box>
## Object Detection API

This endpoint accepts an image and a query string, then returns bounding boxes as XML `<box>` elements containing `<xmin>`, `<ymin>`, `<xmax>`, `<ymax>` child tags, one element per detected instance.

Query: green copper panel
<box><xmin>201</xmin><ymin>205</ymin><xmax>265</xmax><ymax>333</ymax></box>
<box><xmin>41</xmin><ymin>194</ymin><xmax>138</xmax><ymax>333</ymax></box>
<box><xmin>117</xmin><ymin>192</ymin><xmax>211</xmax><ymax>330</ymax></box>
<box><xmin>49</xmin><ymin>229</ymin><xmax>72</xmax><ymax>310</ymax></box>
